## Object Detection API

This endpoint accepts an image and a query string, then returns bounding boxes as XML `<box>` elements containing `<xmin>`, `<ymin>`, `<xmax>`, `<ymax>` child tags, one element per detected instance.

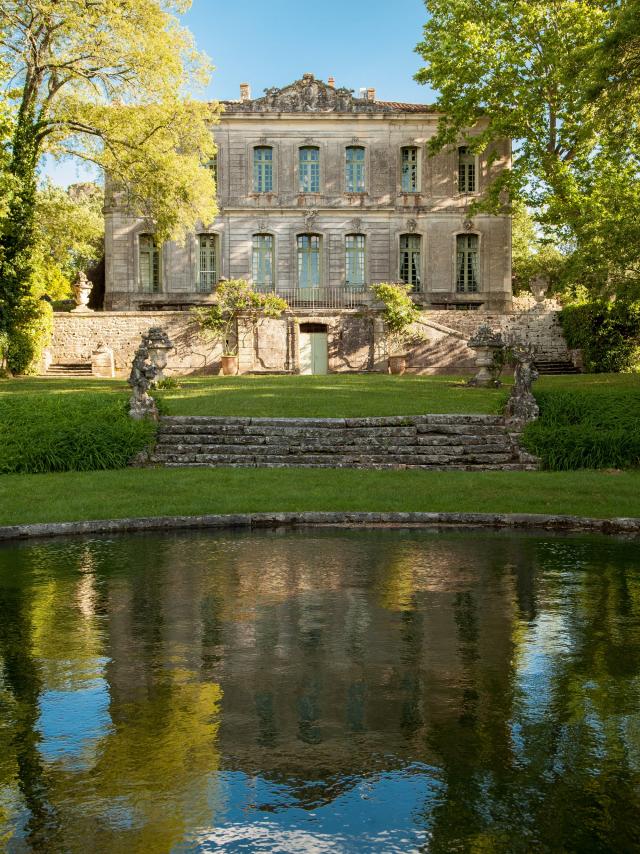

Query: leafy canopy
<box><xmin>0</xmin><ymin>0</ymin><xmax>219</xmax><ymax>238</ymax></box>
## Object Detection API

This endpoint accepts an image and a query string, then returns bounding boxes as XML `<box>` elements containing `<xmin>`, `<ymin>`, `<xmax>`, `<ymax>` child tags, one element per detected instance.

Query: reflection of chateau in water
<box><xmin>1</xmin><ymin>530</ymin><xmax>640</xmax><ymax>852</ymax></box>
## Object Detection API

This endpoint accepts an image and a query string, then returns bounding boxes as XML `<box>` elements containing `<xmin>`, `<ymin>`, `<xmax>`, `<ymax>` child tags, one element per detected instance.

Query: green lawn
<box><xmin>1</xmin><ymin>468</ymin><xmax>639</xmax><ymax>527</ymax></box>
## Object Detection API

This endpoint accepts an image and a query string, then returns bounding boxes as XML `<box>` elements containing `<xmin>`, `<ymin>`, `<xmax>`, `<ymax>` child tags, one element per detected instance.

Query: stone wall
<box><xmin>49</xmin><ymin>301</ymin><xmax>569</xmax><ymax>377</ymax></box>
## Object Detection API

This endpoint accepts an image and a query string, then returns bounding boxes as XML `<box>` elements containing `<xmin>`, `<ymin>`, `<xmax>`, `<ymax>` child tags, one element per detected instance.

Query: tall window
<box><xmin>198</xmin><ymin>234</ymin><xmax>217</xmax><ymax>293</ymax></box>
<box><xmin>299</xmin><ymin>146</ymin><xmax>320</xmax><ymax>193</ymax></box>
<box><xmin>252</xmin><ymin>234</ymin><xmax>274</xmax><ymax>290</ymax></box>
<box><xmin>458</xmin><ymin>146</ymin><xmax>476</xmax><ymax>193</ymax></box>
<box><xmin>457</xmin><ymin>234</ymin><xmax>479</xmax><ymax>292</ymax></box>
<box><xmin>401</xmin><ymin>147</ymin><xmax>419</xmax><ymax>192</ymax></box>
<box><xmin>139</xmin><ymin>235</ymin><xmax>160</xmax><ymax>293</ymax></box>
<box><xmin>297</xmin><ymin>234</ymin><xmax>321</xmax><ymax>290</ymax></box>
<box><xmin>399</xmin><ymin>234</ymin><xmax>421</xmax><ymax>291</ymax></box>
<box><xmin>205</xmin><ymin>154</ymin><xmax>217</xmax><ymax>183</ymax></box>
<box><xmin>253</xmin><ymin>146</ymin><xmax>273</xmax><ymax>192</ymax></box>
<box><xmin>345</xmin><ymin>234</ymin><xmax>366</xmax><ymax>288</ymax></box>
<box><xmin>345</xmin><ymin>146</ymin><xmax>365</xmax><ymax>193</ymax></box>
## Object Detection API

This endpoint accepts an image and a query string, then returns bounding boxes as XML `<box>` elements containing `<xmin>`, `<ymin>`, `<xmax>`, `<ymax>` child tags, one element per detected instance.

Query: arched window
<box><xmin>399</xmin><ymin>234</ymin><xmax>421</xmax><ymax>292</ymax></box>
<box><xmin>299</xmin><ymin>146</ymin><xmax>320</xmax><ymax>193</ymax></box>
<box><xmin>197</xmin><ymin>234</ymin><xmax>217</xmax><ymax>293</ymax></box>
<box><xmin>139</xmin><ymin>234</ymin><xmax>161</xmax><ymax>293</ymax></box>
<box><xmin>458</xmin><ymin>146</ymin><xmax>476</xmax><ymax>193</ymax></box>
<box><xmin>253</xmin><ymin>146</ymin><xmax>273</xmax><ymax>193</ymax></box>
<box><xmin>252</xmin><ymin>234</ymin><xmax>274</xmax><ymax>290</ymax></box>
<box><xmin>345</xmin><ymin>234</ymin><xmax>366</xmax><ymax>289</ymax></box>
<box><xmin>457</xmin><ymin>234</ymin><xmax>479</xmax><ymax>292</ymax></box>
<box><xmin>401</xmin><ymin>146</ymin><xmax>419</xmax><ymax>192</ymax></box>
<box><xmin>345</xmin><ymin>146</ymin><xmax>365</xmax><ymax>193</ymax></box>
<box><xmin>297</xmin><ymin>234</ymin><xmax>321</xmax><ymax>291</ymax></box>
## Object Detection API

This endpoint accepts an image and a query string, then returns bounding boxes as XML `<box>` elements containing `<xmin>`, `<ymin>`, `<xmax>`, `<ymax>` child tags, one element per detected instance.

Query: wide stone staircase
<box><xmin>45</xmin><ymin>362</ymin><xmax>92</xmax><ymax>378</ymax></box>
<box><xmin>151</xmin><ymin>415</ymin><xmax>538</xmax><ymax>471</ymax></box>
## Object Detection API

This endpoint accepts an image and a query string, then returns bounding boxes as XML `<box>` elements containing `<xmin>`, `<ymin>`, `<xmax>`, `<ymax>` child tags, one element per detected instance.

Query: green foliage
<box><xmin>6</xmin><ymin>298</ymin><xmax>53</xmax><ymax>374</ymax></box>
<box><xmin>511</xmin><ymin>203</ymin><xmax>566</xmax><ymax>294</ymax></box>
<box><xmin>370</xmin><ymin>282</ymin><xmax>425</xmax><ymax>354</ymax></box>
<box><xmin>154</xmin><ymin>376</ymin><xmax>181</xmax><ymax>390</ymax></box>
<box><xmin>560</xmin><ymin>299</ymin><xmax>640</xmax><ymax>372</ymax></box>
<box><xmin>194</xmin><ymin>279</ymin><xmax>289</xmax><ymax>355</ymax></box>
<box><xmin>415</xmin><ymin>0</ymin><xmax>640</xmax><ymax>298</ymax></box>
<box><xmin>0</xmin><ymin>391</ymin><xmax>155</xmax><ymax>474</ymax></box>
<box><xmin>523</xmin><ymin>379</ymin><xmax>640</xmax><ymax>470</ymax></box>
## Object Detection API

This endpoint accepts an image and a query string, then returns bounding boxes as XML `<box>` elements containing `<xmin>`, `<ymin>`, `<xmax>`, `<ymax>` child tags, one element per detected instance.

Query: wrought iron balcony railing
<box><xmin>253</xmin><ymin>285</ymin><xmax>374</xmax><ymax>309</ymax></box>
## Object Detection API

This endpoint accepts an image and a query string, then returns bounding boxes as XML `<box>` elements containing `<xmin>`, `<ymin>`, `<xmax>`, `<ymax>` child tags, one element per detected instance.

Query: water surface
<box><xmin>0</xmin><ymin>528</ymin><xmax>639</xmax><ymax>852</ymax></box>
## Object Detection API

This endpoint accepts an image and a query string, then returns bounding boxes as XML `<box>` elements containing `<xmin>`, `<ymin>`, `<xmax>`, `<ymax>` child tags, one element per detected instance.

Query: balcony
<box><xmin>253</xmin><ymin>285</ymin><xmax>374</xmax><ymax>310</ymax></box>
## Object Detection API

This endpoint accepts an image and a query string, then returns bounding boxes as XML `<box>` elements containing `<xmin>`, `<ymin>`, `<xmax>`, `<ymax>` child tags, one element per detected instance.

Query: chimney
<box><xmin>367</xmin><ymin>87</ymin><xmax>376</xmax><ymax>101</ymax></box>
<box><xmin>240</xmin><ymin>82</ymin><xmax>251</xmax><ymax>101</ymax></box>
<box><xmin>328</xmin><ymin>76</ymin><xmax>335</xmax><ymax>88</ymax></box>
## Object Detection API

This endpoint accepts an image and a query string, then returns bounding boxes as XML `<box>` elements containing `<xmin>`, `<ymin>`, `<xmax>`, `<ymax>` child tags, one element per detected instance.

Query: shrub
<box><xmin>0</xmin><ymin>391</ymin><xmax>155</xmax><ymax>474</ymax></box>
<box><xmin>522</xmin><ymin>382</ymin><xmax>640</xmax><ymax>470</ymax></box>
<box><xmin>370</xmin><ymin>282</ymin><xmax>425</xmax><ymax>354</ymax></box>
<box><xmin>560</xmin><ymin>299</ymin><xmax>640</xmax><ymax>373</ymax></box>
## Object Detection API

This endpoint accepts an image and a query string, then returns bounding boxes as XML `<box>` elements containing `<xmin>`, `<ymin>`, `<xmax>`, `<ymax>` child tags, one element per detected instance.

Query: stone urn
<box><xmin>468</xmin><ymin>324</ymin><xmax>504</xmax><ymax>387</ymax></box>
<box><xmin>530</xmin><ymin>275</ymin><xmax>549</xmax><ymax>304</ymax></box>
<box><xmin>144</xmin><ymin>327</ymin><xmax>173</xmax><ymax>381</ymax></box>
<box><xmin>71</xmin><ymin>271</ymin><xmax>94</xmax><ymax>313</ymax></box>
<box><xmin>388</xmin><ymin>354</ymin><xmax>407</xmax><ymax>375</ymax></box>
<box><xmin>221</xmin><ymin>354</ymin><xmax>239</xmax><ymax>376</ymax></box>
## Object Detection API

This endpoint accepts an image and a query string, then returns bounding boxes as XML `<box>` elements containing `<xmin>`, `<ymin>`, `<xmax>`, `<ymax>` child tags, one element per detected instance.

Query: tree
<box><xmin>511</xmin><ymin>203</ymin><xmax>565</xmax><ymax>295</ymax></box>
<box><xmin>415</xmin><ymin>0</ymin><xmax>640</xmax><ymax>296</ymax></box>
<box><xmin>32</xmin><ymin>182</ymin><xmax>104</xmax><ymax>301</ymax></box>
<box><xmin>0</xmin><ymin>0</ymin><xmax>219</xmax><ymax>368</ymax></box>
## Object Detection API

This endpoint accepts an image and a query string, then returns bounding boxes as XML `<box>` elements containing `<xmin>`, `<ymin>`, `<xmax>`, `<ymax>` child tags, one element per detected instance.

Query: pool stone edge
<box><xmin>1</xmin><ymin>511</ymin><xmax>639</xmax><ymax>542</ymax></box>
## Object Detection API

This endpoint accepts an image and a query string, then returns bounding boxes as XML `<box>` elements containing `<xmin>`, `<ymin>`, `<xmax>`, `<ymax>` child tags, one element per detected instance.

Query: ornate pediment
<box><xmin>226</xmin><ymin>74</ymin><xmax>379</xmax><ymax>114</ymax></box>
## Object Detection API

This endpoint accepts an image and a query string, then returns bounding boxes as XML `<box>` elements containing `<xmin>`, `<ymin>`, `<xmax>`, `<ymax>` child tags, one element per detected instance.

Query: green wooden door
<box><xmin>299</xmin><ymin>331</ymin><xmax>328</xmax><ymax>375</ymax></box>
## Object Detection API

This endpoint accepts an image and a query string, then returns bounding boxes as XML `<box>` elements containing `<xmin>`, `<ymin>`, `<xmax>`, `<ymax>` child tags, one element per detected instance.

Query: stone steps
<box><xmin>150</xmin><ymin>415</ymin><xmax>539</xmax><ymax>471</ymax></box>
<box><xmin>45</xmin><ymin>362</ymin><xmax>92</xmax><ymax>377</ymax></box>
<box><xmin>534</xmin><ymin>359</ymin><xmax>580</xmax><ymax>375</ymax></box>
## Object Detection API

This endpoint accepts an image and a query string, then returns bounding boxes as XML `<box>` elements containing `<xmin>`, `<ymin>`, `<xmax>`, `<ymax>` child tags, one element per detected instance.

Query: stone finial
<box><xmin>71</xmin><ymin>271</ymin><xmax>94</xmax><ymax>313</ymax></box>
<box><xmin>468</xmin><ymin>324</ymin><xmax>504</xmax><ymax>387</ymax></box>
<box><xmin>366</xmin><ymin>87</ymin><xmax>376</xmax><ymax>101</ymax></box>
<box><xmin>142</xmin><ymin>327</ymin><xmax>173</xmax><ymax>382</ymax></box>
<box><xmin>328</xmin><ymin>76</ymin><xmax>335</xmax><ymax>89</ymax></box>
<box><xmin>530</xmin><ymin>275</ymin><xmax>549</xmax><ymax>303</ymax></box>
<box><xmin>505</xmin><ymin>343</ymin><xmax>540</xmax><ymax>425</ymax></box>
<box><xmin>240</xmin><ymin>82</ymin><xmax>251</xmax><ymax>101</ymax></box>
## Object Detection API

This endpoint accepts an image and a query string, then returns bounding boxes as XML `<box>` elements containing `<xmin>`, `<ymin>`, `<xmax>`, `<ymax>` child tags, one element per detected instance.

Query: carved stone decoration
<box><xmin>143</xmin><ymin>327</ymin><xmax>173</xmax><ymax>382</ymax></box>
<box><xmin>351</xmin><ymin>137</ymin><xmax>360</xmax><ymax>145</ymax></box>
<box><xmin>463</xmin><ymin>219</ymin><xmax>474</xmax><ymax>231</ymax></box>
<box><xmin>303</xmin><ymin>209</ymin><xmax>319</xmax><ymax>231</ymax></box>
<box><xmin>71</xmin><ymin>271</ymin><xmax>94</xmax><ymax>313</ymax></box>
<box><xmin>505</xmin><ymin>343</ymin><xmax>540</xmax><ymax>425</ymax></box>
<box><xmin>257</xmin><ymin>218</ymin><xmax>269</xmax><ymax>231</ymax></box>
<box><xmin>350</xmin><ymin>217</ymin><xmax>363</xmax><ymax>232</ymax></box>
<box><xmin>128</xmin><ymin>335</ymin><xmax>160</xmax><ymax>421</ymax></box>
<box><xmin>257</xmin><ymin>136</ymin><xmax>268</xmax><ymax>145</ymax></box>
<box><xmin>467</xmin><ymin>324</ymin><xmax>504</xmax><ymax>387</ymax></box>
<box><xmin>406</xmin><ymin>218</ymin><xmax>418</xmax><ymax>233</ymax></box>
<box><xmin>225</xmin><ymin>74</ymin><xmax>382</xmax><ymax>114</ymax></box>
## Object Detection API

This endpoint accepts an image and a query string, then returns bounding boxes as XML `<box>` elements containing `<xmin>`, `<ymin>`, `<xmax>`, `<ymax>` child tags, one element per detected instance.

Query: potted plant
<box><xmin>194</xmin><ymin>279</ymin><xmax>289</xmax><ymax>375</ymax></box>
<box><xmin>370</xmin><ymin>282</ymin><xmax>426</xmax><ymax>374</ymax></box>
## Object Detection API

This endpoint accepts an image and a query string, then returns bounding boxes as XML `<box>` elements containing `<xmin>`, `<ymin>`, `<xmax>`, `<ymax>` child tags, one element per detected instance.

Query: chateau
<box><xmin>105</xmin><ymin>73</ymin><xmax>512</xmax><ymax>317</ymax></box>
<box><xmin>53</xmin><ymin>75</ymin><xmax>565</xmax><ymax>376</ymax></box>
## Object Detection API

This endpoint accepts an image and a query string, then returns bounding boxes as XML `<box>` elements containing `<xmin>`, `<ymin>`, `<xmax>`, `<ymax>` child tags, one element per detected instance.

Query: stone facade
<box><xmin>104</xmin><ymin>74</ymin><xmax>512</xmax><ymax>315</ymax></box>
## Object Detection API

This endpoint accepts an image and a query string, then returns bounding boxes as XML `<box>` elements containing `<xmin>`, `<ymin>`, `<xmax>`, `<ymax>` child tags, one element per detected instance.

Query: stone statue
<box><xmin>128</xmin><ymin>338</ymin><xmax>160</xmax><ymax>420</ymax></box>
<box><xmin>505</xmin><ymin>344</ymin><xmax>539</xmax><ymax>425</ymax></box>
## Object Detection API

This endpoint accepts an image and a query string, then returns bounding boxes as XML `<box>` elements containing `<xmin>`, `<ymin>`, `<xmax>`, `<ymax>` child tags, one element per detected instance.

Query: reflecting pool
<box><xmin>1</xmin><ymin>528</ymin><xmax>639</xmax><ymax>852</ymax></box>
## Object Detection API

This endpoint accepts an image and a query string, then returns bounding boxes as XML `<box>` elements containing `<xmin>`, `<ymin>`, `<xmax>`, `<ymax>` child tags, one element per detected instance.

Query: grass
<box><xmin>1</xmin><ymin>468</ymin><xmax>639</xmax><ymax>527</ymax></box>
<box><xmin>522</xmin><ymin>373</ymin><xmax>640</xmax><ymax>470</ymax></box>
<box><xmin>154</xmin><ymin>374</ymin><xmax>511</xmax><ymax>417</ymax></box>
<box><xmin>0</xmin><ymin>377</ymin><xmax>153</xmax><ymax>473</ymax></box>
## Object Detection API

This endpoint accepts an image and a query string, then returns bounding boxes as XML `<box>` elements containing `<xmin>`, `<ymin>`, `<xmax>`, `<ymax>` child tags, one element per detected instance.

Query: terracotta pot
<box><xmin>388</xmin><ymin>354</ymin><xmax>407</xmax><ymax>375</ymax></box>
<box><xmin>221</xmin><ymin>355</ymin><xmax>239</xmax><ymax>376</ymax></box>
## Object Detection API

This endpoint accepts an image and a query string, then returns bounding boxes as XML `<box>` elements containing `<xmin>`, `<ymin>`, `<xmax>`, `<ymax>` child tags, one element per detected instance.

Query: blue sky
<box><xmin>45</xmin><ymin>0</ymin><xmax>434</xmax><ymax>185</ymax></box>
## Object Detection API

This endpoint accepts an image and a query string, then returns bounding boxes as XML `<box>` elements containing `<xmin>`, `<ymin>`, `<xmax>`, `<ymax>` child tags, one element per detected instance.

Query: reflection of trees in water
<box><xmin>0</xmin><ymin>530</ymin><xmax>639</xmax><ymax>851</ymax></box>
